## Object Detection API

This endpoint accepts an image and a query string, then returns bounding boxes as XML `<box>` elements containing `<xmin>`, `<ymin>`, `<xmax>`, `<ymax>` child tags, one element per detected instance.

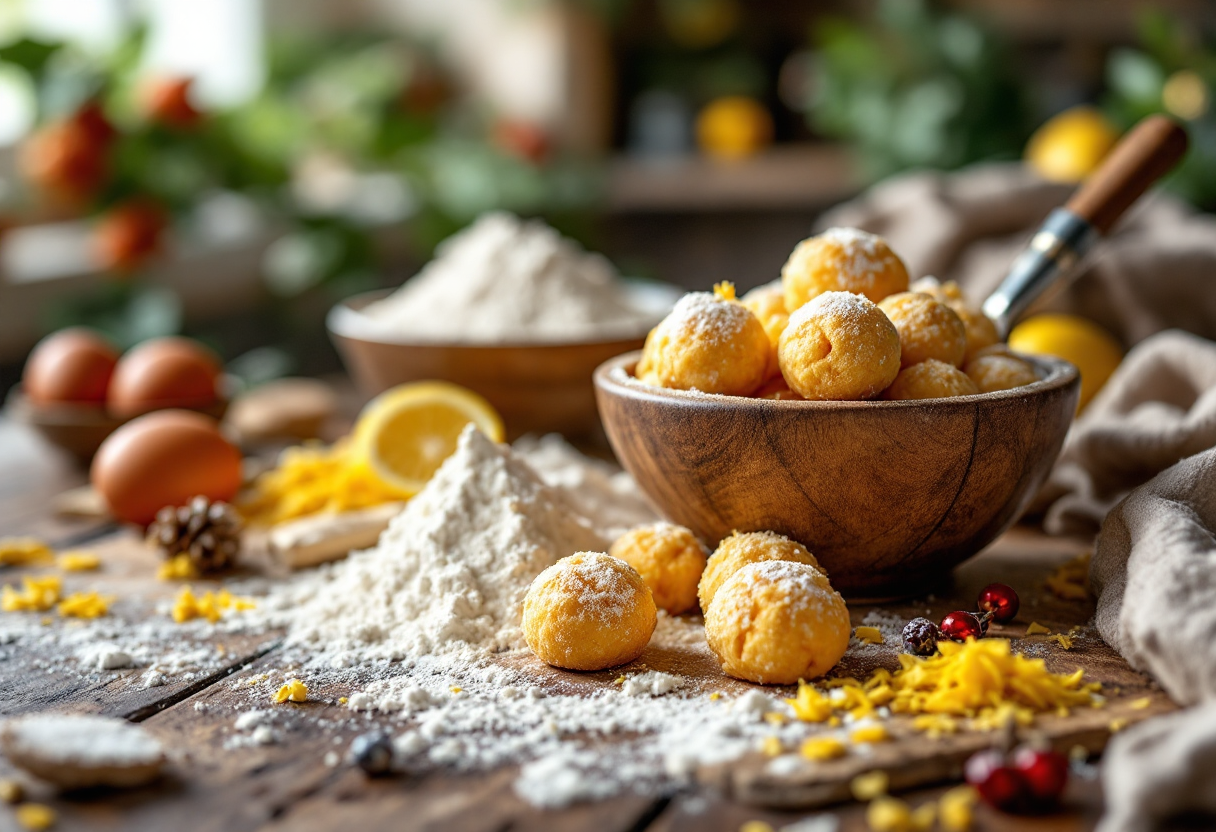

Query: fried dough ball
<box><xmin>636</xmin><ymin>284</ymin><xmax>771</xmax><ymax>396</ymax></box>
<box><xmin>741</xmin><ymin>282</ymin><xmax>789</xmax><ymax>377</ymax></box>
<box><xmin>964</xmin><ymin>349</ymin><xmax>1040</xmax><ymax>393</ymax></box>
<box><xmin>953</xmin><ymin>304</ymin><xmax>1001</xmax><ymax>361</ymax></box>
<box><xmin>782</xmin><ymin>227</ymin><xmax>909</xmax><ymax>309</ymax></box>
<box><xmin>698</xmin><ymin>530</ymin><xmax>821</xmax><ymax>613</ymax></box>
<box><xmin>777</xmin><ymin>291</ymin><xmax>901</xmax><ymax>401</ymax></box>
<box><xmin>704</xmin><ymin>561</ymin><xmax>851</xmax><ymax>685</ymax></box>
<box><xmin>610</xmin><ymin>523</ymin><xmax>709</xmax><ymax>615</ymax></box>
<box><xmin>878</xmin><ymin>292</ymin><xmax>968</xmax><ymax>369</ymax></box>
<box><xmin>523</xmin><ymin>552</ymin><xmax>657</xmax><ymax>671</ymax></box>
<box><xmin>753</xmin><ymin>376</ymin><xmax>803</xmax><ymax>400</ymax></box>
<box><xmin>883</xmin><ymin>359</ymin><xmax>980</xmax><ymax>401</ymax></box>
<box><xmin>908</xmin><ymin>277</ymin><xmax>999</xmax><ymax>361</ymax></box>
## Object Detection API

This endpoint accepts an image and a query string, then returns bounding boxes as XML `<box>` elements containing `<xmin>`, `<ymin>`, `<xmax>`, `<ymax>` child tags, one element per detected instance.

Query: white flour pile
<box><xmin>237</xmin><ymin>427</ymin><xmax>906</xmax><ymax>809</ymax></box>
<box><xmin>263</xmin><ymin>426</ymin><xmax>606</xmax><ymax>659</ymax></box>
<box><xmin>353</xmin><ymin>212</ymin><xmax>654</xmax><ymax>343</ymax></box>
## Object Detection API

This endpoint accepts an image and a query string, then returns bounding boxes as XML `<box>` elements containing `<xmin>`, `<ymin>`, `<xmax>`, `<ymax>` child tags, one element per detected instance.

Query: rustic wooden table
<box><xmin>0</xmin><ymin>419</ymin><xmax>1161</xmax><ymax>832</ymax></box>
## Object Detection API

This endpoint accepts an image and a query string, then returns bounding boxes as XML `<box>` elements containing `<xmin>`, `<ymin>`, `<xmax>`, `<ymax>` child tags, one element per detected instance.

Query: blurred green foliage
<box><xmin>1104</xmin><ymin>10</ymin><xmax>1216</xmax><ymax>210</ymax></box>
<box><xmin>799</xmin><ymin>0</ymin><xmax>1031</xmax><ymax>179</ymax></box>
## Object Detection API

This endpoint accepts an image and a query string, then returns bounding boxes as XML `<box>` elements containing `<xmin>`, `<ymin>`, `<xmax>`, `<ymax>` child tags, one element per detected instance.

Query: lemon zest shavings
<box><xmin>0</xmin><ymin>538</ymin><xmax>53</xmax><ymax>567</ymax></box>
<box><xmin>713</xmin><ymin>281</ymin><xmax>737</xmax><ymax>302</ymax></box>
<box><xmin>57</xmin><ymin>591</ymin><xmax>111</xmax><ymax>618</ymax></box>
<box><xmin>851</xmin><ymin>724</ymin><xmax>890</xmax><ymax>744</ymax></box>
<box><xmin>1025</xmin><ymin>621</ymin><xmax>1052</xmax><ymax>636</ymax></box>
<box><xmin>1130</xmin><ymin>697</ymin><xmax>1152</xmax><ymax>710</ymax></box>
<box><xmin>854</xmin><ymin>626</ymin><xmax>884</xmax><ymax>645</ymax></box>
<box><xmin>171</xmin><ymin>587</ymin><xmax>256</xmax><ymax>623</ymax></box>
<box><xmin>158</xmin><ymin>554</ymin><xmax>199</xmax><ymax>581</ymax></box>
<box><xmin>1109</xmin><ymin>717</ymin><xmax>1129</xmax><ymax>733</ymax></box>
<box><xmin>2</xmin><ymin>575</ymin><xmax>62</xmax><ymax>612</ymax></box>
<box><xmin>56</xmin><ymin>550</ymin><xmax>100</xmax><ymax>571</ymax></box>
<box><xmin>938</xmin><ymin>785</ymin><xmax>978</xmax><ymax>831</ymax></box>
<box><xmin>1049</xmin><ymin>634</ymin><xmax>1074</xmax><ymax>650</ymax></box>
<box><xmin>1045</xmin><ymin>551</ymin><xmax>1091</xmax><ymax>600</ymax></box>
<box><xmin>851</xmin><ymin>770</ymin><xmax>889</xmax><ymax>800</ymax></box>
<box><xmin>800</xmin><ymin>736</ymin><xmax>847</xmax><ymax>761</ymax></box>
<box><xmin>274</xmin><ymin>678</ymin><xmax>308</xmax><ymax>703</ymax></box>
<box><xmin>15</xmin><ymin>803</ymin><xmax>56</xmax><ymax>831</ymax></box>
<box><xmin>760</xmin><ymin>735</ymin><xmax>783</xmax><ymax>757</ymax></box>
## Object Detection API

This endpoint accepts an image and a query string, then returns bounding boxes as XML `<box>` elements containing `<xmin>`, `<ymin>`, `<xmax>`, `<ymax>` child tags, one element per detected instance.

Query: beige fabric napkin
<box><xmin>818</xmin><ymin>162</ymin><xmax>1216</xmax><ymax>348</ymax></box>
<box><xmin>1035</xmin><ymin>330</ymin><xmax>1216</xmax><ymax>536</ymax></box>
<box><xmin>1091</xmin><ymin>446</ymin><xmax>1216</xmax><ymax>831</ymax></box>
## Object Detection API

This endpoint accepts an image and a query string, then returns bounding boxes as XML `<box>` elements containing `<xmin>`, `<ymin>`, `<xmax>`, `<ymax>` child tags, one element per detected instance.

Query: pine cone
<box><xmin>147</xmin><ymin>496</ymin><xmax>242</xmax><ymax>573</ymax></box>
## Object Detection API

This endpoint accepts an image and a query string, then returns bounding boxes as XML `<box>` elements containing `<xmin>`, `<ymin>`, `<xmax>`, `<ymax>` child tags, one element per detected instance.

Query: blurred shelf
<box><xmin>606</xmin><ymin>144</ymin><xmax>859</xmax><ymax>214</ymax></box>
<box><xmin>949</xmin><ymin>0</ymin><xmax>1212</xmax><ymax>42</ymax></box>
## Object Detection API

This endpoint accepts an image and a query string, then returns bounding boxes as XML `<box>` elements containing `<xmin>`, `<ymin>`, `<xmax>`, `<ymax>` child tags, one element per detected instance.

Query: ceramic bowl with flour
<box><xmin>328</xmin><ymin>213</ymin><xmax>677</xmax><ymax>438</ymax></box>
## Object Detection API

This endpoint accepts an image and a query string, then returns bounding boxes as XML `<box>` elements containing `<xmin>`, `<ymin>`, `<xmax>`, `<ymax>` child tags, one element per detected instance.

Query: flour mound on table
<box><xmin>356</xmin><ymin>212</ymin><xmax>651</xmax><ymax>343</ymax></box>
<box><xmin>272</xmin><ymin>426</ymin><xmax>606</xmax><ymax>659</ymax></box>
<box><xmin>2</xmin><ymin>714</ymin><xmax>162</xmax><ymax>766</ymax></box>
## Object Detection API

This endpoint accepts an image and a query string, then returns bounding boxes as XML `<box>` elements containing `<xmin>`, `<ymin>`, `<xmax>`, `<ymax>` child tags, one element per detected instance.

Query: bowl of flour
<box><xmin>328</xmin><ymin>212</ymin><xmax>677</xmax><ymax>437</ymax></box>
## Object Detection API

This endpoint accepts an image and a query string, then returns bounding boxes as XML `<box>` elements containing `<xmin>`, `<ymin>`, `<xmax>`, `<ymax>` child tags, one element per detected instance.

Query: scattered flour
<box><xmin>352</xmin><ymin>212</ymin><xmax>654</xmax><ymax>343</ymax></box>
<box><xmin>1</xmin><ymin>714</ymin><xmax>162</xmax><ymax>766</ymax></box>
<box><xmin>621</xmin><ymin>671</ymin><xmax>685</xmax><ymax>697</ymax></box>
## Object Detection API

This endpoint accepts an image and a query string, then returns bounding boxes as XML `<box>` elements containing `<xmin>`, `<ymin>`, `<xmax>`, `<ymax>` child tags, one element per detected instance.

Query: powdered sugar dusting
<box><xmin>659</xmin><ymin>292</ymin><xmax>756</xmax><ymax>348</ymax></box>
<box><xmin>819</xmin><ymin>226</ymin><xmax>887</xmax><ymax>283</ymax></box>
<box><xmin>535</xmin><ymin>553</ymin><xmax>644</xmax><ymax>626</ymax></box>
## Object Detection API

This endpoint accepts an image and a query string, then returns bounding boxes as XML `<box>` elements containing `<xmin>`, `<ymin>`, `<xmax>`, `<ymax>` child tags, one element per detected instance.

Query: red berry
<box><xmin>144</xmin><ymin>76</ymin><xmax>203</xmax><ymax>129</ymax></box>
<box><xmin>1013</xmin><ymin>746</ymin><xmax>1069</xmax><ymax>805</ymax></box>
<box><xmin>978</xmin><ymin>583</ymin><xmax>1020</xmax><ymax>623</ymax></box>
<box><xmin>940</xmin><ymin>610</ymin><xmax>983</xmax><ymax>641</ymax></box>
<box><xmin>965</xmin><ymin>749</ymin><xmax>1027</xmax><ymax>812</ymax></box>
<box><xmin>94</xmin><ymin>200</ymin><xmax>167</xmax><ymax>272</ymax></box>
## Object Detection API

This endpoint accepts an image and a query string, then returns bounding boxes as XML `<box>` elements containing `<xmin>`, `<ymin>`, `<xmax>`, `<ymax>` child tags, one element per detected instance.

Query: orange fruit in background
<box><xmin>1007</xmin><ymin>314</ymin><xmax>1123</xmax><ymax>411</ymax></box>
<box><xmin>20</xmin><ymin>120</ymin><xmax>109</xmax><ymax>204</ymax></box>
<box><xmin>107</xmin><ymin>337</ymin><xmax>222</xmax><ymax>418</ymax></box>
<box><xmin>91</xmin><ymin>410</ymin><xmax>242</xmax><ymax>526</ymax></box>
<box><xmin>142</xmin><ymin>76</ymin><xmax>203</xmax><ymax>128</ymax></box>
<box><xmin>1025</xmin><ymin>107</ymin><xmax>1120</xmax><ymax>184</ymax></box>
<box><xmin>94</xmin><ymin>200</ymin><xmax>167</xmax><ymax>273</ymax></box>
<box><xmin>696</xmin><ymin>96</ymin><xmax>773</xmax><ymax>161</ymax></box>
<box><xmin>23</xmin><ymin>328</ymin><xmax>118</xmax><ymax>406</ymax></box>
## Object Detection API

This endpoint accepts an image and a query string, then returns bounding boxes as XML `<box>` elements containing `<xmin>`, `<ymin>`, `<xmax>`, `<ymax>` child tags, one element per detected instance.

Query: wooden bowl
<box><xmin>328</xmin><ymin>287</ymin><xmax>676</xmax><ymax>439</ymax></box>
<box><xmin>7</xmin><ymin>390</ymin><xmax>229</xmax><ymax>466</ymax></box>
<box><xmin>595</xmin><ymin>353</ymin><xmax>1080</xmax><ymax>598</ymax></box>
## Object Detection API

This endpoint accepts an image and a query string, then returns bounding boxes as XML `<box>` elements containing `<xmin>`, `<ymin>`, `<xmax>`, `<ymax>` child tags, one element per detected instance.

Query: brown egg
<box><xmin>108</xmin><ymin>337</ymin><xmax>221</xmax><ymax>417</ymax></box>
<box><xmin>23</xmin><ymin>328</ymin><xmax>118</xmax><ymax>406</ymax></box>
<box><xmin>91</xmin><ymin>410</ymin><xmax>242</xmax><ymax>526</ymax></box>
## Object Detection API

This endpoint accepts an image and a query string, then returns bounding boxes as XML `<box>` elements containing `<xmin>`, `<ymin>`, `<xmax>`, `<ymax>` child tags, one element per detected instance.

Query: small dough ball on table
<box><xmin>883</xmin><ymin>359</ymin><xmax>979</xmax><ymax>401</ymax></box>
<box><xmin>523</xmin><ymin>552</ymin><xmax>657</xmax><ymax>671</ymax></box>
<box><xmin>964</xmin><ymin>351</ymin><xmax>1040</xmax><ymax>393</ymax></box>
<box><xmin>878</xmin><ymin>292</ymin><xmax>968</xmax><ymax>369</ymax></box>
<box><xmin>705</xmin><ymin>560</ymin><xmax>851</xmax><ymax>685</ymax></box>
<box><xmin>636</xmin><ymin>284</ymin><xmax>771</xmax><ymax>396</ymax></box>
<box><xmin>610</xmin><ymin>523</ymin><xmax>709</xmax><ymax>615</ymax></box>
<box><xmin>699</xmin><ymin>530</ymin><xmax>821</xmax><ymax>612</ymax></box>
<box><xmin>778</xmin><ymin>292</ymin><xmax>901</xmax><ymax>401</ymax></box>
<box><xmin>782</xmin><ymin>227</ymin><xmax>909</xmax><ymax>309</ymax></box>
<box><xmin>740</xmin><ymin>282</ymin><xmax>789</xmax><ymax>376</ymax></box>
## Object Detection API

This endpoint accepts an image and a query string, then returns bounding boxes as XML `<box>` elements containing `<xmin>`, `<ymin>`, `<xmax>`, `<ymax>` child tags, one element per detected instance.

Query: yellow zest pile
<box><xmin>238</xmin><ymin>441</ymin><xmax>403</xmax><ymax>526</ymax></box>
<box><xmin>274</xmin><ymin>678</ymin><xmax>308</xmax><ymax>703</ymax></box>
<box><xmin>15</xmin><ymin>803</ymin><xmax>56</xmax><ymax>831</ymax></box>
<box><xmin>1045</xmin><ymin>551</ymin><xmax>1091</xmax><ymax>600</ymax></box>
<box><xmin>58</xmin><ymin>591</ymin><xmax>111</xmax><ymax>619</ymax></box>
<box><xmin>854</xmin><ymin>626</ymin><xmax>884</xmax><ymax>645</ymax></box>
<box><xmin>788</xmin><ymin>638</ymin><xmax>1099</xmax><ymax>736</ymax></box>
<box><xmin>171</xmin><ymin>587</ymin><xmax>256</xmax><ymax>623</ymax></box>
<box><xmin>850</xmin><ymin>724</ymin><xmax>890</xmax><ymax>744</ymax></box>
<box><xmin>0</xmin><ymin>538</ymin><xmax>53</xmax><ymax>567</ymax></box>
<box><xmin>2</xmin><ymin>576</ymin><xmax>62</xmax><ymax>612</ymax></box>
<box><xmin>158</xmin><ymin>555</ymin><xmax>199</xmax><ymax>581</ymax></box>
<box><xmin>57</xmin><ymin>550</ymin><xmax>100</xmax><ymax>572</ymax></box>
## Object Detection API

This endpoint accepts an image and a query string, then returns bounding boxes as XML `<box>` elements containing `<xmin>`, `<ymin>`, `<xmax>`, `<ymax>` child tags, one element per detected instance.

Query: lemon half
<box><xmin>352</xmin><ymin>382</ymin><xmax>504</xmax><ymax>497</ymax></box>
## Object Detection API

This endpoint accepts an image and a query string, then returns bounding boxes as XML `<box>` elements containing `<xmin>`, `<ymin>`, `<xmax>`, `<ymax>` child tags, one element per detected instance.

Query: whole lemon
<box><xmin>696</xmin><ymin>96</ymin><xmax>773</xmax><ymax>161</ymax></box>
<box><xmin>1025</xmin><ymin>107</ymin><xmax>1120</xmax><ymax>183</ymax></box>
<box><xmin>1007</xmin><ymin>314</ymin><xmax>1122</xmax><ymax>411</ymax></box>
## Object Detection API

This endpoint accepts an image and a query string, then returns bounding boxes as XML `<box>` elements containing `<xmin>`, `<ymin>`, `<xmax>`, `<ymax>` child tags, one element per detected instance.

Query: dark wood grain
<box><xmin>595</xmin><ymin>353</ymin><xmax>1080</xmax><ymax>597</ymax></box>
<box><xmin>1065</xmin><ymin>115</ymin><xmax>1189</xmax><ymax>235</ymax></box>
<box><xmin>329</xmin><ymin>290</ymin><xmax>648</xmax><ymax>440</ymax></box>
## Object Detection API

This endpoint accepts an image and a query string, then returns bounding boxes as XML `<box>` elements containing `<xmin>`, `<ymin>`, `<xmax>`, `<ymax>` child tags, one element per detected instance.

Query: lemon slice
<box><xmin>353</xmin><ymin>382</ymin><xmax>504</xmax><ymax>496</ymax></box>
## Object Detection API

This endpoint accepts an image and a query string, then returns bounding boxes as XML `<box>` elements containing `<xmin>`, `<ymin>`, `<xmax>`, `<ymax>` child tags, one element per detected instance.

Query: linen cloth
<box><xmin>823</xmin><ymin>164</ymin><xmax>1216</xmax><ymax>831</ymax></box>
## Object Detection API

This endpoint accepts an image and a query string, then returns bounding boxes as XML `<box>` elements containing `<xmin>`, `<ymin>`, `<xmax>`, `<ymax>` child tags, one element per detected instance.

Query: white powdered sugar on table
<box><xmin>2</xmin><ymin>714</ymin><xmax>162</xmax><ymax>766</ymax></box>
<box><xmin>353</xmin><ymin>212</ymin><xmax>653</xmax><ymax>343</ymax></box>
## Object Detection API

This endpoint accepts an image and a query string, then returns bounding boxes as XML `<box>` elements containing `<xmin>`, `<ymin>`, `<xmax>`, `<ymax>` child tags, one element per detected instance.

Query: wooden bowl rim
<box><xmin>594</xmin><ymin>351</ymin><xmax>1079</xmax><ymax>410</ymax></box>
<box><xmin>326</xmin><ymin>287</ymin><xmax>669</xmax><ymax>352</ymax></box>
